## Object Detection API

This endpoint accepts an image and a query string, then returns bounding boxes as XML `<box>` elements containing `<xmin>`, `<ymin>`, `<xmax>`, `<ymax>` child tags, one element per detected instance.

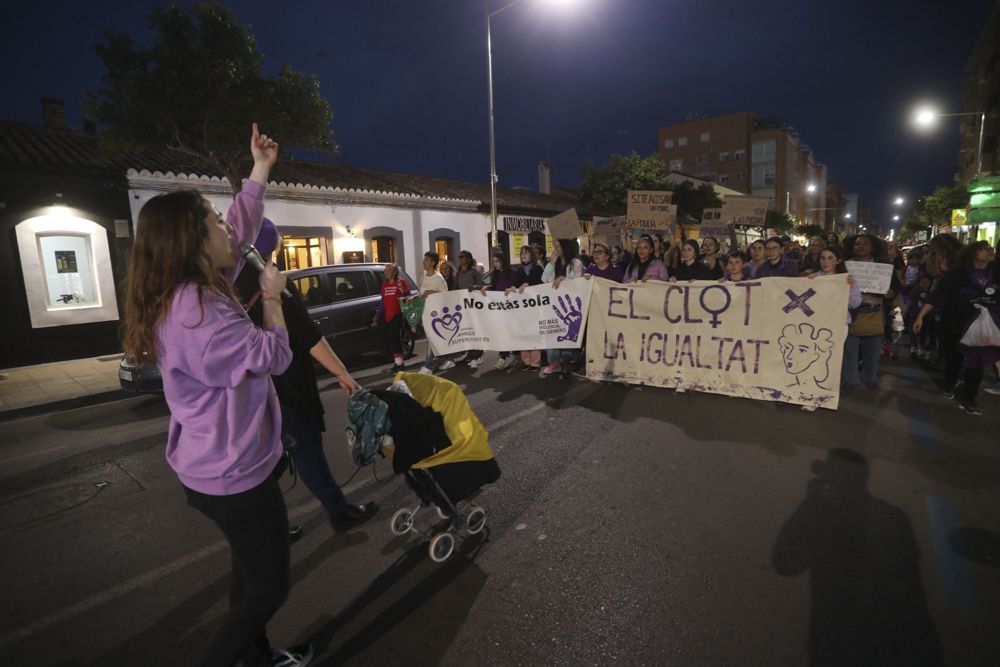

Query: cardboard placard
<box><xmin>546</xmin><ymin>208</ymin><xmax>582</xmax><ymax>240</ymax></box>
<box><xmin>845</xmin><ymin>261</ymin><xmax>894</xmax><ymax>294</ymax></box>
<box><xmin>627</xmin><ymin>191</ymin><xmax>674</xmax><ymax>232</ymax></box>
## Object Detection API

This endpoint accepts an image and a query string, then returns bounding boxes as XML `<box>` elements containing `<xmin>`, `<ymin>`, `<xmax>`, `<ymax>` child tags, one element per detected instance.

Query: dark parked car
<box><xmin>285</xmin><ymin>262</ymin><xmax>420</xmax><ymax>362</ymax></box>
<box><xmin>119</xmin><ymin>262</ymin><xmax>419</xmax><ymax>393</ymax></box>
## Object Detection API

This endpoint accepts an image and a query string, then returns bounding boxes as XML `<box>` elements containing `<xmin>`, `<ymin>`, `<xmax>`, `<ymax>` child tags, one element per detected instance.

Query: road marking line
<box><xmin>0</xmin><ymin>393</ymin><xmax>562</xmax><ymax>644</ymax></box>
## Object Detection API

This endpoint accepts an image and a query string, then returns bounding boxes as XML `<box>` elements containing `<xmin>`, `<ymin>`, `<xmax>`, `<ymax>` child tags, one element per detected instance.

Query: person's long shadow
<box><xmin>87</xmin><ymin>529</ymin><xmax>368</xmax><ymax>666</ymax></box>
<box><xmin>304</xmin><ymin>531</ymin><xmax>489</xmax><ymax>665</ymax></box>
<box><xmin>773</xmin><ymin>449</ymin><xmax>944</xmax><ymax>666</ymax></box>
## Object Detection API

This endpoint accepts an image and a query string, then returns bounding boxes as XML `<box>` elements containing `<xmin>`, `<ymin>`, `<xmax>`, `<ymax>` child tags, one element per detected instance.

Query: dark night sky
<box><xmin>3</xmin><ymin>0</ymin><xmax>996</xmax><ymax>226</ymax></box>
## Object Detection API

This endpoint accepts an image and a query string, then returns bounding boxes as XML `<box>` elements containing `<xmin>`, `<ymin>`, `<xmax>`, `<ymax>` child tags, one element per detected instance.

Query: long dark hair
<box><xmin>553</xmin><ymin>239</ymin><xmax>579</xmax><ymax>278</ymax></box>
<box><xmin>844</xmin><ymin>234</ymin><xmax>887</xmax><ymax>262</ymax></box>
<box><xmin>121</xmin><ymin>189</ymin><xmax>236</xmax><ymax>364</ymax></box>
<box><xmin>819</xmin><ymin>246</ymin><xmax>848</xmax><ymax>274</ymax></box>
<box><xmin>955</xmin><ymin>240</ymin><xmax>994</xmax><ymax>271</ymax></box>
<box><xmin>627</xmin><ymin>236</ymin><xmax>656</xmax><ymax>278</ymax></box>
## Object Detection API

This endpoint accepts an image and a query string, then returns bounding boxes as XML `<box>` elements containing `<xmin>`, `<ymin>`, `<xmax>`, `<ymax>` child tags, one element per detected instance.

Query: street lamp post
<box><xmin>912</xmin><ymin>106</ymin><xmax>987</xmax><ymax>180</ymax></box>
<box><xmin>485</xmin><ymin>0</ymin><xmax>577</xmax><ymax>252</ymax></box>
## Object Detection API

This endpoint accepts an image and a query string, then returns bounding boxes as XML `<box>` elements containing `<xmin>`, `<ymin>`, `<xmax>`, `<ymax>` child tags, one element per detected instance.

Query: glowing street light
<box><xmin>894</xmin><ymin>197</ymin><xmax>904</xmax><ymax>206</ymax></box>
<box><xmin>893</xmin><ymin>215</ymin><xmax>900</xmax><ymax>221</ymax></box>
<box><xmin>910</xmin><ymin>102</ymin><xmax>987</xmax><ymax>179</ymax></box>
<box><xmin>806</xmin><ymin>183</ymin><xmax>818</xmax><ymax>194</ymax></box>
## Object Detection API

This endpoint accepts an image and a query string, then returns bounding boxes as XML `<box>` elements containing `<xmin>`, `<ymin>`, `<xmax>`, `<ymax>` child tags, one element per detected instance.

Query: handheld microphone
<box><xmin>239</xmin><ymin>242</ymin><xmax>291</xmax><ymax>298</ymax></box>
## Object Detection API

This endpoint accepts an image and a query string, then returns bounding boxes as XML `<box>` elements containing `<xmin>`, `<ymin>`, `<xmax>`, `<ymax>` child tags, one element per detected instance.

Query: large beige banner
<box><xmin>585</xmin><ymin>275</ymin><xmax>851</xmax><ymax>409</ymax></box>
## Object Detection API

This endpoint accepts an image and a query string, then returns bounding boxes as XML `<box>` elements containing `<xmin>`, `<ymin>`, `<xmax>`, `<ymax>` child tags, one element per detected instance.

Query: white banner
<box><xmin>423</xmin><ymin>280</ymin><xmax>595</xmax><ymax>355</ymax></box>
<box><xmin>845</xmin><ymin>261</ymin><xmax>893</xmax><ymax>294</ymax></box>
<box><xmin>585</xmin><ymin>275</ymin><xmax>850</xmax><ymax>409</ymax></box>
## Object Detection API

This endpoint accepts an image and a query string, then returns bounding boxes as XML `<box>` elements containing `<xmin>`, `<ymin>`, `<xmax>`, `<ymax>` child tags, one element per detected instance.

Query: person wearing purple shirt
<box><xmin>583</xmin><ymin>242</ymin><xmax>625</xmax><ymax>282</ymax></box>
<box><xmin>754</xmin><ymin>237</ymin><xmax>801</xmax><ymax>278</ymax></box>
<box><xmin>121</xmin><ymin>125</ymin><xmax>313</xmax><ymax>667</ymax></box>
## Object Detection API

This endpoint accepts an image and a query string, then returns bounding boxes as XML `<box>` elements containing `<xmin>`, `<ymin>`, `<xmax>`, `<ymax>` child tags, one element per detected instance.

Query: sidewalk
<box><xmin>0</xmin><ymin>354</ymin><xmax>124</xmax><ymax>415</ymax></box>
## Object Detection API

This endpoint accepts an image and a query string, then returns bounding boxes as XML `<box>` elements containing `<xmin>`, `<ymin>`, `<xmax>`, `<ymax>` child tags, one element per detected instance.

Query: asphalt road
<box><xmin>1</xmin><ymin>345</ymin><xmax>998</xmax><ymax>666</ymax></box>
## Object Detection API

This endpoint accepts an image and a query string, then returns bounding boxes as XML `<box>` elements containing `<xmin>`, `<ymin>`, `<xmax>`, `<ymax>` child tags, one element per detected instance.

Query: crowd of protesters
<box><xmin>392</xmin><ymin>228</ymin><xmax>1000</xmax><ymax>417</ymax></box>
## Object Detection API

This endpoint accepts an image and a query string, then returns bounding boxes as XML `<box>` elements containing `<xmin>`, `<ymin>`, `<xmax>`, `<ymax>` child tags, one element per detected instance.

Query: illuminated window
<box><xmin>281</xmin><ymin>236</ymin><xmax>325</xmax><ymax>270</ymax></box>
<box><xmin>434</xmin><ymin>237</ymin><xmax>453</xmax><ymax>262</ymax></box>
<box><xmin>15</xmin><ymin>211</ymin><xmax>119</xmax><ymax>328</ymax></box>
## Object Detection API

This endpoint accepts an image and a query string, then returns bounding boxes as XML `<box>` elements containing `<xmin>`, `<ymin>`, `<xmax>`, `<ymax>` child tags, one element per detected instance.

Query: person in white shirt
<box><xmin>412</xmin><ymin>251</ymin><xmax>456</xmax><ymax>374</ymax></box>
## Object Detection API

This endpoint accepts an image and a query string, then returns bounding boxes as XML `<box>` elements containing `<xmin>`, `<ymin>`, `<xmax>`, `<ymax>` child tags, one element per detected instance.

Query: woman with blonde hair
<box><xmin>121</xmin><ymin>125</ymin><xmax>312</xmax><ymax>667</ymax></box>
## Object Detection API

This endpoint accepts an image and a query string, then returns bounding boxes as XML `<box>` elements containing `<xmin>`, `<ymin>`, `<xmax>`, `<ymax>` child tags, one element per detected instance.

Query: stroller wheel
<box><xmin>390</xmin><ymin>508</ymin><xmax>414</xmax><ymax>536</ymax></box>
<box><xmin>465</xmin><ymin>506</ymin><xmax>486</xmax><ymax>535</ymax></box>
<box><xmin>429</xmin><ymin>532</ymin><xmax>455</xmax><ymax>562</ymax></box>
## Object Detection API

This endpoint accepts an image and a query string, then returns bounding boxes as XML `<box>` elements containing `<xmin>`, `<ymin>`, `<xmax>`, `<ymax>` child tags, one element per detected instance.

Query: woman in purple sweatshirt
<box><xmin>121</xmin><ymin>126</ymin><xmax>311</xmax><ymax>667</ymax></box>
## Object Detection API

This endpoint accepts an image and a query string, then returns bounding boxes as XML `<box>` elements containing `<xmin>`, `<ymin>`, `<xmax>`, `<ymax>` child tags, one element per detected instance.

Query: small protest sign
<box><xmin>845</xmin><ymin>261</ymin><xmax>894</xmax><ymax>294</ymax></box>
<box><xmin>546</xmin><ymin>208</ymin><xmax>582</xmax><ymax>240</ymax></box>
<box><xmin>699</xmin><ymin>208</ymin><xmax>730</xmax><ymax>240</ymax></box>
<box><xmin>627</xmin><ymin>191</ymin><xmax>674</xmax><ymax>233</ymax></box>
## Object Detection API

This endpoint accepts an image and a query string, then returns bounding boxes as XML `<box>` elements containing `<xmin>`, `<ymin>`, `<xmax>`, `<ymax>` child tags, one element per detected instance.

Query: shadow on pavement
<box><xmin>86</xmin><ymin>530</ymin><xmax>367</xmax><ymax>667</ymax></box>
<box><xmin>304</xmin><ymin>531</ymin><xmax>489</xmax><ymax>666</ymax></box>
<box><xmin>950</xmin><ymin>527</ymin><xmax>1000</xmax><ymax>568</ymax></box>
<box><xmin>45</xmin><ymin>396</ymin><xmax>169</xmax><ymax>431</ymax></box>
<box><xmin>773</xmin><ymin>448</ymin><xmax>944</xmax><ymax>666</ymax></box>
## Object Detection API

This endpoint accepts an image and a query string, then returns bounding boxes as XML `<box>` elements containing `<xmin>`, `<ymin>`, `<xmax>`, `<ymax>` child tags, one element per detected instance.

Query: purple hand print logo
<box><xmin>553</xmin><ymin>295</ymin><xmax>583</xmax><ymax>342</ymax></box>
<box><xmin>430</xmin><ymin>305</ymin><xmax>463</xmax><ymax>344</ymax></box>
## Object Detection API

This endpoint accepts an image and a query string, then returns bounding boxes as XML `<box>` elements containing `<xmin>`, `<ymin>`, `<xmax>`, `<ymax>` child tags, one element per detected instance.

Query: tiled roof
<box><xmin>0</xmin><ymin>120</ymin><xmax>589</xmax><ymax>217</ymax></box>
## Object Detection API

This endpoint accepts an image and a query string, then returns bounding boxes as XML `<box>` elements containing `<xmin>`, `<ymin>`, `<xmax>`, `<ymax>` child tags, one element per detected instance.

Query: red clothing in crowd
<box><xmin>381</xmin><ymin>280</ymin><xmax>408</xmax><ymax>321</ymax></box>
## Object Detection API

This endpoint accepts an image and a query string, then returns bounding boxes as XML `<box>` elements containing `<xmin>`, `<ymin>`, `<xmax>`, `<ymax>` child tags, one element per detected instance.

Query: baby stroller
<box><xmin>362</xmin><ymin>372</ymin><xmax>501</xmax><ymax>562</ymax></box>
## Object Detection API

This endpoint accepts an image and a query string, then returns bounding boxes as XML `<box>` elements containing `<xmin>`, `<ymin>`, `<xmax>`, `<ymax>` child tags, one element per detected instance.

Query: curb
<box><xmin>0</xmin><ymin>389</ymin><xmax>134</xmax><ymax>423</ymax></box>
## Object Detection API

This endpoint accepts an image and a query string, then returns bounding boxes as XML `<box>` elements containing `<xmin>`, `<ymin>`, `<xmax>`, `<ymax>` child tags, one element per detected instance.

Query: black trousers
<box><xmin>386</xmin><ymin>314</ymin><xmax>404</xmax><ymax>357</ymax></box>
<box><xmin>184</xmin><ymin>471</ymin><xmax>290</xmax><ymax>667</ymax></box>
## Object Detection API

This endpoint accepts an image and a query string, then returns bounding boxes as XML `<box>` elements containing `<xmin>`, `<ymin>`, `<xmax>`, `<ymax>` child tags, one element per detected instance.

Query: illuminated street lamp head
<box><xmin>913</xmin><ymin>106</ymin><xmax>938</xmax><ymax>128</ymax></box>
<box><xmin>806</xmin><ymin>183</ymin><xmax>817</xmax><ymax>193</ymax></box>
<box><xmin>844</xmin><ymin>213</ymin><xmax>852</xmax><ymax>219</ymax></box>
<box><xmin>893</xmin><ymin>215</ymin><xmax>900</xmax><ymax>221</ymax></box>
<box><xmin>894</xmin><ymin>197</ymin><xmax>904</xmax><ymax>206</ymax></box>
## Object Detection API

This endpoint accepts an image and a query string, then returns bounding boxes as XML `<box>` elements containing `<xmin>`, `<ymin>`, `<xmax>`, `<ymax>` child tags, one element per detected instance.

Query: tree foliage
<box><xmin>665</xmin><ymin>180</ymin><xmax>723</xmax><ymax>224</ymax></box>
<box><xmin>579</xmin><ymin>152</ymin><xmax>666</xmax><ymax>215</ymax></box>
<box><xmin>766</xmin><ymin>210</ymin><xmax>796</xmax><ymax>234</ymax></box>
<box><xmin>903</xmin><ymin>185</ymin><xmax>969</xmax><ymax>233</ymax></box>
<box><xmin>85</xmin><ymin>2</ymin><xmax>337</xmax><ymax>194</ymax></box>
<box><xmin>796</xmin><ymin>224</ymin><xmax>827</xmax><ymax>238</ymax></box>
<box><xmin>579</xmin><ymin>152</ymin><xmax>721</xmax><ymax>224</ymax></box>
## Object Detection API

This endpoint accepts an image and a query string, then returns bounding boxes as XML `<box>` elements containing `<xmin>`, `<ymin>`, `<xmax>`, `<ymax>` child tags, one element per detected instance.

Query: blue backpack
<box><xmin>346</xmin><ymin>390</ymin><xmax>391</xmax><ymax>466</ymax></box>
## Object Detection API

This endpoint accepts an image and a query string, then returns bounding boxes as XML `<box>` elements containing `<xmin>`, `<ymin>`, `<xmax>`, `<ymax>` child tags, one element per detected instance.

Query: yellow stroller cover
<box><xmin>392</xmin><ymin>371</ymin><xmax>494</xmax><ymax>469</ymax></box>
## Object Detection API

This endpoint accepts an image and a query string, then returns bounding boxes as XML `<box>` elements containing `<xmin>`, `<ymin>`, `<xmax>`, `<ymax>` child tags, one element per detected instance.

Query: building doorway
<box><xmin>434</xmin><ymin>236</ymin><xmax>454</xmax><ymax>262</ymax></box>
<box><xmin>371</xmin><ymin>235</ymin><xmax>396</xmax><ymax>264</ymax></box>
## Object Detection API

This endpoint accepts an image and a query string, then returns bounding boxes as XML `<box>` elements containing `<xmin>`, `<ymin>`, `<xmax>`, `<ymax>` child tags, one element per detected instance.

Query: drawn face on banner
<box><xmin>778</xmin><ymin>323</ymin><xmax>835</xmax><ymax>389</ymax></box>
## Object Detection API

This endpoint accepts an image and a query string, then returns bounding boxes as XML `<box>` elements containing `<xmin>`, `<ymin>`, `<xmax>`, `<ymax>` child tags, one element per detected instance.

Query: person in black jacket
<box><xmin>670</xmin><ymin>239</ymin><xmax>713</xmax><ymax>282</ymax></box>
<box><xmin>235</xmin><ymin>219</ymin><xmax>378</xmax><ymax>535</ymax></box>
<box><xmin>509</xmin><ymin>245</ymin><xmax>544</xmax><ymax>369</ymax></box>
<box><xmin>913</xmin><ymin>241</ymin><xmax>999</xmax><ymax>415</ymax></box>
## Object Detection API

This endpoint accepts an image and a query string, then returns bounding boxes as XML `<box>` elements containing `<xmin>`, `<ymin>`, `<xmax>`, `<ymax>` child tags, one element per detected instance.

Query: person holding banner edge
<box><xmin>507</xmin><ymin>245</ymin><xmax>545</xmax><ymax>370</ymax></box>
<box><xmin>669</xmin><ymin>239</ymin><xmax>712</xmax><ymax>282</ymax></box>
<box><xmin>623</xmin><ymin>235</ymin><xmax>669</xmax><ymax>283</ymax></box>
<box><xmin>541</xmin><ymin>239</ymin><xmax>586</xmax><ymax>377</ymax></box>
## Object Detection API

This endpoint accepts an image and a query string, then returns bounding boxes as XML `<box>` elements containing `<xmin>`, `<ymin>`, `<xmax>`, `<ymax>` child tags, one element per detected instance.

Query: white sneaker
<box><xmin>801</xmin><ymin>405</ymin><xmax>817</xmax><ymax>412</ymax></box>
<box><xmin>418</xmin><ymin>366</ymin><xmax>434</xmax><ymax>375</ymax></box>
<box><xmin>495</xmin><ymin>357</ymin><xmax>512</xmax><ymax>370</ymax></box>
<box><xmin>675</xmin><ymin>386</ymin><xmax>687</xmax><ymax>394</ymax></box>
<box><xmin>983</xmin><ymin>382</ymin><xmax>1000</xmax><ymax>396</ymax></box>
<box><xmin>439</xmin><ymin>360</ymin><xmax>456</xmax><ymax>371</ymax></box>
<box><xmin>468</xmin><ymin>357</ymin><xmax>483</xmax><ymax>369</ymax></box>
<box><xmin>272</xmin><ymin>644</ymin><xmax>314</xmax><ymax>667</ymax></box>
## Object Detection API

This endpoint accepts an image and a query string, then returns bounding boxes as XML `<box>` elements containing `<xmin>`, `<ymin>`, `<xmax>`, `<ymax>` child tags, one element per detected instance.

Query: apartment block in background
<box><xmin>658</xmin><ymin>111</ymin><xmax>832</xmax><ymax>226</ymax></box>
